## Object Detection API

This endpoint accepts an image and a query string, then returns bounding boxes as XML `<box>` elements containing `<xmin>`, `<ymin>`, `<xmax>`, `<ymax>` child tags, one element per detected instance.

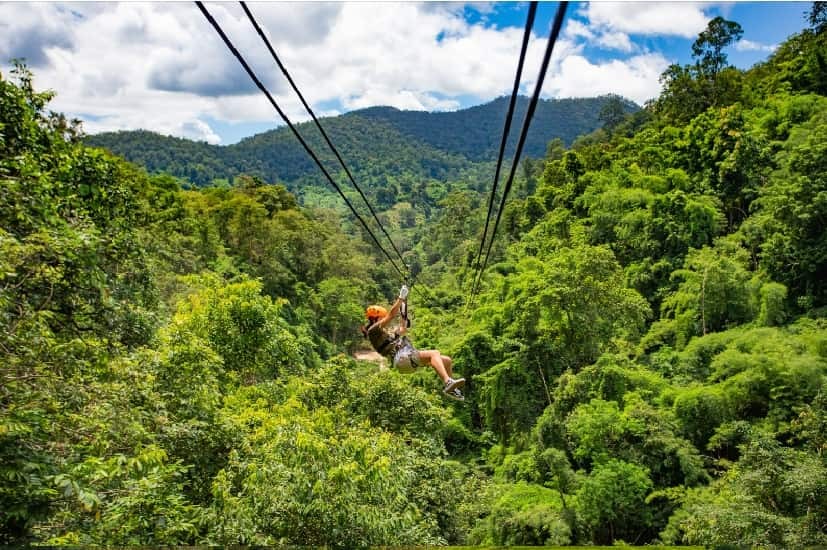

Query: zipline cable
<box><xmin>239</xmin><ymin>1</ymin><xmax>435</xmax><ymax>308</ymax></box>
<box><xmin>470</xmin><ymin>1</ymin><xmax>569</xmax><ymax>301</ymax></box>
<box><xmin>239</xmin><ymin>1</ymin><xmax>409</xmax><ymax>274</ymax></box>
<box><xmin>195</xmin><ymin>1</ymin><xmax>408</xmax><ymax>280</ymax></box>
<box><xmin>471</xmin><ymin>1</ymin><xmax>537</xmax><ymax>291</ymax></box>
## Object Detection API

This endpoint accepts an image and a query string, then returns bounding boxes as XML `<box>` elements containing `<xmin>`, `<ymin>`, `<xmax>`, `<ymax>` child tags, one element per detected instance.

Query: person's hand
<box><xmin>398</xmin><ymin>284</ymin><xmax>409</xmax><ymax>300</ymax></box>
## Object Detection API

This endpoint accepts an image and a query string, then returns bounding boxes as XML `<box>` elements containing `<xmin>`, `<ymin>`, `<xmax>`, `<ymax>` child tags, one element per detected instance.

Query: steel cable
<box><xmin>471</xmin><ymin>2</ymin><xmax>538</xmax><ymax>289</ymax></box>
<box><xmin>240</xmin><ymin>1</ymin><xmax>409</xmax><ymax>274</ymax></box>
<box><xmin>195</xmin><ymin>1</ymin><xmax>407</xmax><ymax>279</ymax></box>
<box><xmin>471</xmin><ymin>1</ymin><xmax>569</xmax><ymax>301</ymax></box>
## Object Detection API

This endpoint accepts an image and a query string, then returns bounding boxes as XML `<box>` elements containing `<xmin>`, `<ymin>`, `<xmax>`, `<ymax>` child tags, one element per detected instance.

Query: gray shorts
<box><xmin>393</xmin><ymin>341</ymin><xmax>421</xmax><ymax>374</ymax></box>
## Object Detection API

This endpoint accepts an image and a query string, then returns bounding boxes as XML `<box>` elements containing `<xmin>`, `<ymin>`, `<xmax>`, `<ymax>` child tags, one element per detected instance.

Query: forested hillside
<box><xmin>85</xmin><ymin>95</ymin><xmax>633</xmax><ymax>191</ymax></box>
<box><xmin>2</xmin><ymin>6</ymin><xmax>827</xmax><ymax>548</ymax></box>
<box><xmin>350</xmin><ymin>95</ymin><xmax>638</xmax><ymax>160</ymax></box>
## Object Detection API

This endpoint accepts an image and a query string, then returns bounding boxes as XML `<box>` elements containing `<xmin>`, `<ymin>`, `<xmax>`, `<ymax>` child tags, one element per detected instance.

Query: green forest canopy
<box><xmin>2</xmin><ymin>6</ymin><xmax>827</xmax><ymax>548</ymax></box>
<box><xmin>84</xmin><ymin>95</ymin><xmax>636</xmax><ymax>190</ymax></box>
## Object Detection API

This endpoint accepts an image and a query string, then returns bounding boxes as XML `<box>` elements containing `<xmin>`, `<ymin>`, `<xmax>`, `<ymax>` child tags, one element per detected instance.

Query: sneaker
<box><xmin>445</xmin><ymin>387</ymin><xmax>465</xmax><ymax>401</ymax></box>
<box><xmin>443</xmin><ymin>377</ymin><xmax>466</xmax><ymax>393</ymax></box>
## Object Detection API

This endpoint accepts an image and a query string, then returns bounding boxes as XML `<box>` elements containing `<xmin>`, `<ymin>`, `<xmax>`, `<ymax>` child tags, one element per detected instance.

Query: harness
<box><xmin>400</xmin><ymin>299</ymin><xmax>411</xmax><ymax>328</ymax></box>
<box><xmin>376</xmin><ymin>332</ymin><xmax>400</xmax><ymax>356</ymax></box>
<box><xmin>367</xmin><ymin>323</ymin><xmax>403</xmax><ymax>357</ymax></box>
<box><xmin>366</xmin><ymin>292</ymin><xmax>412</xmax><ymax>357</ymax></box>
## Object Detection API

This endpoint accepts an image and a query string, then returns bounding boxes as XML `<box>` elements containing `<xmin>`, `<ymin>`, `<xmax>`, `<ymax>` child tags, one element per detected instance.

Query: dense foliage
<box><xmin>3</xmin><ymin>7</ymin><xmax>827</xmax><ymax>547</ymax></box>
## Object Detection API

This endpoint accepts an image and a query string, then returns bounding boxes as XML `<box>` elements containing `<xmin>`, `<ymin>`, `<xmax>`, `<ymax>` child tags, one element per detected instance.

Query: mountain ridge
<box><xmin>86</xmin><ymin>94</ymin><xmax>637</xmax><ymax>188</ymax></box>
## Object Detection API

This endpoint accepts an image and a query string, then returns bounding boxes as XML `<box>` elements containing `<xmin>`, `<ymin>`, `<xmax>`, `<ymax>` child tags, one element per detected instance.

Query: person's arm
<box><xmin>375</xmin><ymin>285</ymin><xmax>409</xmax><ymax>330</ymax></box>
<box><xmin>377</xmin><ymin>297</ymin><xmax>403</xmax><ymax>329</ymax></box>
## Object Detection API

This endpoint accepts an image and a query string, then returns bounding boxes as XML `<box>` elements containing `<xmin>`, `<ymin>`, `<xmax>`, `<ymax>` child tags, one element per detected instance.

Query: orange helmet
<box><xmin>366</xmin><ymin>305</ymin><xmax>387</xmax><ymax>320</ymax></box>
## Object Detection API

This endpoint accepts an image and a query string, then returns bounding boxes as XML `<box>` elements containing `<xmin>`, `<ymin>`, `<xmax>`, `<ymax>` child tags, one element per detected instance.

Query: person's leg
<box><xmin>418</xmin><ymin>349</ymin><xmax>450</xmax><ymax>383</ymax></box>
<box><xmin>442</xmin><ymin>355</ymin><xmax>453</xmax><ymax>378</ymax></box>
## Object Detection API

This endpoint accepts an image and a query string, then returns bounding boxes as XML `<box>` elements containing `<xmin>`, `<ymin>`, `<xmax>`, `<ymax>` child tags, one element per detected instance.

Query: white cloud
<box><xmin>343</xmin><ymin>89</ymin><xmax>460</xmax><ymax>112</ymax></box>
<box><xmin>423</xmin><ymin>2</ymin><xmax>498</xmax><ymax>17</ymax></box>
<box><xmin>0</xmin><ymin>1</ymin><xmax>703</xmax><ymax>144</ymax></box>
<box><xmin>595</xmin><ymin>30</ymin><xmax>634</xmax><ymax>53</ymax></box>
<box><xmin>547</xmin><ymin>53</ymin><xmax>671</xmax><ymax>105</ymax></box>
<box><xmin>735</xmin><ymin>39</ymin><xmax>778</xmax><ymax>53</ymax></box>
<box><xmin>241</xmin><ymin>2</ymin><xmax>343</xmax><ymax>46</ymax></box>
<box><xmin>561</xmin><ymin>2</ymin><xmax>718</xmax><ymax>57</ymax></box>
<box><xmin>0</xmin><ymin>3</ymin><xmax>75</xmax><ymax>67</ymax></box>
<box><xmin>565</xmin><ymin>17</ymin><xmax>634</xmax><ymax>53</ymax></box>
<box><xmin>3</xmin><ymin>2</ymin><xmax>550</xmax><ymax>142</ymax></box>
<box><xmin>0</xmin><ymin>2</ymin><xmax>335</xmax><ymax>142</ymax></box>
<box><xmin>565</xmin><ymin>19</ymin><xmax>596</xmax><ymax>41</ymax></box>
<box><xmin>581</xmin><ymin>2</ymin><xmax>712</xmax><ymax>38</ymax></box>
<box><xmin>179</xmin><ymin>119</ymin><xmax>222</xmax><ymax>144</ymax></box>
<box><xmin>551</xmin><ymin>3</ymin><xmax>729</xmax><ymax>102</ymax></box>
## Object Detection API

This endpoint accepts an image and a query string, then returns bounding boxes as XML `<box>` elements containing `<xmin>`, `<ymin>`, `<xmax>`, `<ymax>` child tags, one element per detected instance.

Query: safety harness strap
<box><xmin>400</xmin><ymin>299</ymin><xmax>411</xmax><ymax>328</ymax></box>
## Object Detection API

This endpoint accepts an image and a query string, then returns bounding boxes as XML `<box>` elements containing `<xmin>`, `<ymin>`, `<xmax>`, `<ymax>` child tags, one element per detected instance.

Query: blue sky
<box><xmin>0</xmin><ymin>2</ymin><xmax>813</xmax><ymax>145</ymax></box>
<box><xmin>467</xmin><ymin>2</ymin><xmax>807</xmax><ymax>66</ymax></box>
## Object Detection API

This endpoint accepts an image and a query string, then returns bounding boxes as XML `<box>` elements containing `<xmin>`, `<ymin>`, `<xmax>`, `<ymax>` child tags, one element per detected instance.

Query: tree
<box><xmin>742</xmin><ymin>109</ymin><xmax>827</xmax><ymax>306</ymax></box>
<box><xmin>655</xmin><ymin>17</ymin><xmax>745</xmax><ymax>123</ymax></box>
<box><xmin>673</xmin><ymin>386</ymin><xmax>734</xmax><ymax>449</ymax></box>
<box><xmin>809</xmin><ymin>1</ymin><xmax>827</xmax><ymax>34</ymax></box>
<box><xmin>207</xmin><ymin>394</ymin><xmax>438</xmax><ymax>548</ymax></box>
<box><xmin>662</xmin><ymin>244</ymin><xmax>759</xmax><ymax>346</ymax></box>
<box><xmin>303</xmin><ymin>277</ymin><xmax>370</xmax><ymax>350</ymax></box>
<box><xmin>566</xmin><ymin>399</ymin><xmax>644</xmax><ymax>466</ymax></box>
<box><xmin>656</xmin><ymin>64</ymin><xmax>708</xmax><ymax>124</ymax></box>
<box><xmin>676</xmin><ymin>438</ymin><xmax>827</xmax><ymax>547</ymax></box>
<box><xmin>692</xmin><ymin>17</ymin><xmax>744</xmax><ymax>77</ymax></box>
<box><xmin>576</xmin><ymin>459</ymin><xmax>654</xmax><ymax>544</ymax></box>
<box><xmin>493</xmin><ymin>245</ymin><xmax>650</xmax><ymax>369</ymax></box>
<box><xmin>471</xmin><ymin>483</ymin><xmax>572</xmax><ymax>546</ymax></box>
<box><xmin>599</xmin><ymin>95</ymin><xmax>627</xmax><ymax>132</ymax></box>
<box><xmin>170</xmin><ymin>278</ymin><xmax>319</xmax><ymax>381</ymax></box>
<box><xmin>7</xmin><ymin>21</ymin><xmax>827</xmax><ymax>547</ymax></box>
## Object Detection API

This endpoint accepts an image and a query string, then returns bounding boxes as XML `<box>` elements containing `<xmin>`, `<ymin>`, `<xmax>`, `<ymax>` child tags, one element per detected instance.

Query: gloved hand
<box><xmin>398</xmin><ymin>284</ymin><xmax>409</xmax><ymax>300</ymax></box>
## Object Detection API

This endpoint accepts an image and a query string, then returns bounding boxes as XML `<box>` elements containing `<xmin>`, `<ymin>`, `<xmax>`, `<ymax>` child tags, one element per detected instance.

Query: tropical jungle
<box><xmin>1</xmin><ymin>4</ymin><xmax>826</xmax><ymax>547</ymax></box>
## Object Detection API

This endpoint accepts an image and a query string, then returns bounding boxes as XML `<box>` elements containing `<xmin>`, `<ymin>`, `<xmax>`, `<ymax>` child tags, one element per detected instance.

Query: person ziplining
<box><xmin>198</xmin><ymin>2</ymin><xmax>566</xmax><ymax>402</ymax></box>
<box><xmin>361</xmin><ymin>285</ymin><xmax>466</xmax><ymax>401</ymax></box>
